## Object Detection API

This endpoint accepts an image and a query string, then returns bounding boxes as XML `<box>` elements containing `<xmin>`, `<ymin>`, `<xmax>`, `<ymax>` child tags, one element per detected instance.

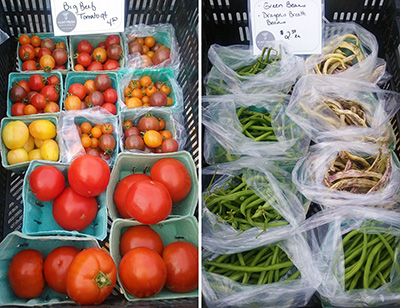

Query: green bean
<box><xmin>203</xmin><ymin>260</ymin><xmax>294</xmax><ymax>273</ymax></box>
<box><xmin>377</xmin><ymin>233</ymin><xmax>395</xmax><ymax>261</ymax></box>
<box><xmin>345</xmin><ymin>233</ymin><xmax>368</xmax><ymax>281</ymax></box>
<box><xmin>363</xmin><ymin>242</ymin><xmax>383</xmax><ymax>288</ymax></box>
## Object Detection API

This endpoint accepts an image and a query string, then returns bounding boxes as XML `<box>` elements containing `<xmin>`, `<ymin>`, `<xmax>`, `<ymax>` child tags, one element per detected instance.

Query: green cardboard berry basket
<box><xmin>106</xmin><ymin>151</ymin><xmax>198</xmax><ymax>221</ymax></box>
<box><xmin>109</xmin><ymin>216</ymin><xmax>198</xmax><ymax>301</ymax></box>
<box><xmin>0</xmin><ymin>231</ymin><xmax>99</xmax><ymax>306</ymax></box>
<box><xmin>64</xmin><ymin>71</ymin><xmax>122</xmax><ymax>114</ymax></box>
<box><xmin>118</xmin><ymin>67</ymin><xmax>183</xmax><ymax>112</ymax></box>
<box><xmin>0</xmin><ymin>114</ymin><xmax>60</xmax><ymax>173</ymax></box>
<box><xmin>16</xmin><ymin>32</ymin><xmax>70</xmax><ymax>74</ymax></box>
<box><xmin>69</xmin><ymin>33</ymin><xmax>124</xmax><ymax>72</ymax></box>
<box><xmin>7</xmin><ymin>71</ymin><xmax>64</xmax><ymax>117</ymax></box>
<box><xmin>22</xmin><ymin>160</ymin><xmax>108</xmax><ymax>240</ymax></box>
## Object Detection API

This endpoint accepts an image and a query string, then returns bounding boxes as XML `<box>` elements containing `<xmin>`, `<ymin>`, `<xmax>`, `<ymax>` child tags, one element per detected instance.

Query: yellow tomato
<box><xmin>34</xmin><ymin>138</ymin><xmax>44</xmax><ymax>149</ymax></box>
<box><xmin>28</xmin><ymin>149</ymin><xmax>42</xmax><ymax>161</ymax></box>
<box><xmin>40</xmin><ymin>139</ymin><xmax>59</xmax><ymax>161</ymax></box>
<box><xmin>7</xmin><ymin>148</ymin><xmax>29</xmax><ymax>165</ymax></box>
<box><xmin>29</xmin><ymin>120</ymin><xmax>56</xmax><ymax>140</ymax></box>
<box><xmin>2</xmin><ymin>121</ymin><xmax>29</xmax><ymax>150</ymax></box>
<box><xmin>23</xmin><ymin>135</ymin><xmax>35</xmax><ymax>153</ymax></box>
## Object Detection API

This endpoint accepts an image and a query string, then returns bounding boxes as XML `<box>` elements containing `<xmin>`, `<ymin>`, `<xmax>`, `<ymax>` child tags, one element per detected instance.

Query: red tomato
<box><xmin>19</xmin><ymin>44</ymin><xmax>36</xmax><ymax>60</ymax></box>
<box><xmin>119</xmin><ymin>247</ymin><xmax>167</xmax><ymax>298</ymax></box>
<box><xmin>77</xmin><ymin>40</ymin><xmax>93</xmax><ymax>54</ymax></box>
<box><xmin>77</xmin><ymin>52</ymin><xmax>92</xmax><ymax>67</ymax></box>
<box><xmin>113</xmin><ymin>173</ymin><xmax>151</xmax><ymax>218</ymax></box>
<box><xmin>66</xmin><ymin>248</ymin><xmax>117</xmax><ymax>305</ymax></box>
<box><xmin>11</xmin><ymin>102</ymin><xmax>26</xmax><ymax>116</ymax></box>
<box><xmin>161</xmin><ymin>138</ymin><xmax>179</xmax><ymax>153</ymax></box>
<box><xmin>31</xmin><ymin>93</ymin><xmax>47</xmax><ymax>109</ymax></box>
<box><xmin>29</xmin><ymin>165</ymin><xmax>65</xmax><ymax>202</ymax></box>
<box><xmin>162</xmin><ymin>242</ymin><xmax>198</xmax><ymax>293</ymax></box>
<box><xmin>43</xmin><ymin>246</ymin><xmax>80</xmax><ymax>294</ymax></box>
<box><xmin>150</xmin><ymin>158</ymin><xmax>192</xmax><ymax>202</ymax></box>
<box><xmin>105</xmin><ymin>35</ymin><xmax>120</xmax><ymax>48</ymax></box>
<box><xmin>17</xmin><ymin>80</ymin><xmax>30</xmax><ymax>93</ymax></box>
<box><xmin>68</xmin><ymin>154</ymin><xmax>110</xmax><ymax>197</ymax></box>
<box><xmin>8</xmin><ymin>249</ymin><xmax>45</xmax><ymax>299</ymax></box>
<box><xmin>101</xmin><ymin>102</ymin><xmax>117</xmax><ymax>115</ymax></box>
<box><xmin>103</xmin><ymin>88</ymin><xmax>118</xmax><ymax>104</ymax></box>
<box><xmin>41</xmin><ymin>85</ymin><xmax>59</xmax><ymax>102</ymax></box>
<box><xmin>125</xmin><ymin>180</ymin><xmax>172</xmax><ymax>225</ymax></box>
<box><xmin>120</xmin><ymin>225</ymin><xmax>164</xmax><ymax>257</ymax></box>
<box><xmin>22</xmin><ymin>60</ymin><xmax>38</xmax><ymax>71</ymax></box>
<box><xmin>28</xmin><ymin>74</ymin><xmax>46</xmax><ymax>91</ymax></box>
<box><xmin>47</xmin><ymin>75</ymin><xmax>60</xmax><ymax>86</ymax></box>
<box><xmin>52</xmin><ymin>186</ymin><xmax>98</xmax><ymax>231</ymax></box>
<box><xmin>68</xmin><ymin>83</ymin><xmax>87</xmax><ymax>101</ymax></box>
<box><xmin>103</xmin><ymin>59</ymin><xmax>120</xmax><ymax>70</ymax></box>
<box><xmin>87</xmin><ymin>61</ymin><xmax>103</xmax><ymax>71</ymax></box>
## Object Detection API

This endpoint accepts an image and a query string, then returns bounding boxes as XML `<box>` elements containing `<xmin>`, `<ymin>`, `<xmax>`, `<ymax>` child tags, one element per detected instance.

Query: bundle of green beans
<box><xmin>235</xmin><ymin>47</ymin><xmax>280</xmax><ymax>76</ymax></box>
<box><xmin>343</xmin><ymin>229</ymin><xmax>398</xmax><ymax>291</ymax></box>
<box><xmin>237</xmin><ymin>107</ymin><xmax>278</xmax><ymax>142</ymax></box>
<box><xmin>204</xmin><ymin>174</ymin><xmax>288</xmax><ymax>232</ymax></box>
<box><xmin>204</xmin><ymin>246</ymin><xmax>300</xmax><ymax>285</ymax></box>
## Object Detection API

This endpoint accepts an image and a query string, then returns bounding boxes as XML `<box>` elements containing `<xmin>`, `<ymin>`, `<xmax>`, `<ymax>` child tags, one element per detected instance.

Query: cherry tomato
<box><xmin>29</xmin><ymin>165</ymin><xmax>65</xmax><ymax>202</ymax></box>
<box><xmin>162</xmin><ymin>242</ymin><xmax>198</xmax><ymax>293</ymax></box>
<box><xmin>103</xmin><ymin>88</ymin><xmax>118</xmax><ymax>104</ymax></box>
<box><xmin>19</xmin><ymin>34</ymin><xmax>30</xmax><ymax>45</ymax></box>
<box><xmin>68</xmin><ymin>83</ymin><xmax>87</xmax><ymax>101</ymax></box>
<box><xmin>144</xmin><ymin>36</ymin><xmax>156</xmax><ymax>48</ymax></box>
<box><xmin>19</xmin><ymin>44</ymin><xmax>35</xmax><ymax>60</ymax></box>
<box><xmin>31</xmin><ymin>93</ymin><xmax>47</xmax><ymax>109</ymax></box>
<box><xmin>92</xmin><ymin>47</ymin><xmax>107</xmax><ymax>63</ymax></box>
<box><xmin>119</xmin><ymin>247</ymin><xmax>167</xmax><ymax>298</ymax></box>
<box><xmin>160</xmin><ymin>130</ymin><xmax>172</xmax><ymax>139</ymax></box>
<box><xmin>87</xmin><ymin>61</ymin><xmax>103</xmax><ymax>71</ymax></box>
<box><xmin>39</xmin><ymin>55</ymin><xmax>55</xmax><ymax>72</ymax></box>
<box><xmin>56</xmin><ymin>41</ymin><xmax>66</xmax><ymax>49</ymax></box>
<box><xmin>47</xmin><ymin>75</ymin><xmax>60</xmax><ymax>86</ymax></box>
<box><xmin>125</xmin><ymin>179</ymin><xmax>172</xmax><ymax>224</ymax></box>
<box><xmin>68</xmin><ymin>154</ymin><xmax>110</xmax><ymax>197</ymax></box>
<box><xmin>77</xmin><ymin>52</ymin><xmax>92</xmax><ymax>67</ymax></box>
<box><xmin>120</xmin><ymin>226</ymin><xmax>164</xmax><ymax>257</ymax></box>
<box><xmin>103</xmin><ymin>59</ymin><xmax>120</xmax><ymax>70</ymax></box>
<box><xmin>113</xmin><ymin>173</ymin><xmax>151</xmax><ymax>218</ymax></box>
<box><xmin>66</xmin><ymin>248</ymin><xmax>117</xmax><ymax>305</ymax></box>
<box><xmin>86</xmin><ymin>148</ymin><xmax>100</xmax><ymax>157</ymax></box>
<box><xmin>125</xmin><ymin>135</ymin><xmax>145</xmax><ymax>150</ymax></box>
<box><xmin>24</xmin><ymin>104</ymin><xmax>38</xmax><ymax>115</ymax></box>
<box><xmin>138</xmin><ymin>115</ymin><xmax>159</xmax><ymax>132</ymax></box>
<box><xmin>31</xmin><ymin>35</ymin><xmax>41</xmax><ymax>47</ymax></box>
<box><xmin>41</xmin><ymin>38</ymin><xmax>56</xmax><ymax>52</ymax></box>
<box><xmin>140</xmin><ymin>76</ymin><xmax>152</xmax><ymax>87</ymax></box>
<box><xmin>101</xmin><ymin>123</ymin><xmax>113</xmax><ymax>135</ymax></box>
<box><xmin>88</xmin><ymin>91</ymin><xmax>105</xmax><ymax>107</ymax></box>
<box><xmin>143</xmin><ymin>130</ymin><xmax>163</xmax><ymax>148</ymax></box>
<box><xmin>44</xmin><ymin>101</ymin><xmax>60</xmax><ymax>113</ymax></box>
<box><xmin>65</xmin><ymin>95</ymin><xmax>82</xmax><ymax>110</ymax></box>
<box><xmin>123</xmin><ymin>120</ymin><xmax>133</xmax><ymax>131</ymax></box>
<box><xmin>11</xmin><ymin>102</ymin><xmax>26</xmax><ymax>116</ymax></box>
<box><xmin>105</xmin><ymin>35</ymin><xmax>120</xmax><ymax>47</ymax></box>
<box><xmin>101</xmin><ymin>102</ymin><xmax>117</xmax><ymax>115</ymax></box>
<box><xmin>77</xmin><ymin>40</ymin><xmax>93</xmax><ymax>54</ymax></box>
<box><xmin>74</xmin><ymin>64</ymin><xmax>85</xmax><ymax>71</ymax></box>
<box><xmin>22</xmin><ymin>60</ymin><xmax>38</xmax><ymax>71</ymax></box>
<box><xmin>43</xmin><ymin>246</ymin><xmax>79</xmax><ymax>294</ymax></box>
<box><xmin>99</xmin><ymin>134</ymin><xmax>116</xmax><ymax>153</ymax></box>
<box><xmin>94</xmin><ymin>74</ymin><xmax>111</xmax><ymax>91</ymax></box>
<box><xmin>41</xmin><ymin>85</ymin><xmax>59</xmax><ymax>102</ymax></box>
<box><xmin>107</xmin><ymin>44</ymin><xmax>123</xmax><ymax>60</ymax></box>
<box><xmin>52</xmin><ymin>48</ymin><xmax>68</xmax><ymax>65</ymax></box>
<box><xmin>9</xmin><ymin>85</ymin><xmax>27</xmax><ymax>103</ymax></box>
<box><xmin>161</xmin><ymin>138</ymin><xmax>179</xmax><ymax>153</ymax></box>
<box><xmin>29</xmin><ymin>74</ymin><xmax>46</xmax><ymax>91</ymax></box>
<box><xmin>97</xmin><ymin>41</ymin><xmax>107</xmax><ymax>49</ymax></box>
<box><xmin>38</xmin><ymin>47</ymin><xmax>51</xmax><ymax>59</ymax></box>
<box><xmin>151</xmin><ymin>158</ymin><xmax>192</xmax><ymax>202</ymax></box>
<box><xmin>124</xmin><ymin>127</ymin><xmax>140</xmax><ymax>138</ymax></box>
<box><xmin>125</xmin><ymin>97</ymin><xmax>142</xmax><ymax>108</ymax></box>
<box><xmin>8</xmin><ymin>249</ymin><xmax>45</xmax><ymax>299</ymax></box>
<box><xmin>17</xmin><ymin>80</ymin><xmax>30</xmax><ymax>93</ymax></box>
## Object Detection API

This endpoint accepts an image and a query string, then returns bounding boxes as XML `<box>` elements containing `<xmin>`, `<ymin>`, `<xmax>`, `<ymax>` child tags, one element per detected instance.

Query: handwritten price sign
<box><xmin>249</xmin><ymin>0</ymin><xmax>322</xmax><ymax>55</ymax></box>
<box><xmin>50</xmin><ymin>0</ymin><xmax>124</xmax><ymax>36</ymax></box>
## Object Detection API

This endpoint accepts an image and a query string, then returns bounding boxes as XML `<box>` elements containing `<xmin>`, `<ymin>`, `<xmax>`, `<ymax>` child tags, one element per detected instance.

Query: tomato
<box><xmin>149</xmin><ymin>91</ymin><xmax>167</xmax><ymax>107</ymax></box>
<box><xmin>160</xmin><ymin>84</ymin><xmax>171</xmax><ymax>95</ymax></box>
<box><xmin>56</xmin><ymin>41</ymin><xmax>66</xmax><ymax>49</ymax></box>
<box><xmin>19</xmin><ymin>34</ymin><xmax>30</xmax><ymax>45</ymax></box>
<box><xmin>101</xmin><ymin>123</ymin><xmax>113</xmax><ymax>135</ymax></box>
<box><xmin>101</xmin><ymin>103</ymin><xmax>116</xmax><ymax>115</ymax></box>
<box><xmin>31</xmin><ymin>93</ymin><xmax>47</xmax><ymax>109</ymax></box>
<box><xmin>124</xmin><ymin>127</ymin><xmax>140</xmax><ymax>138</ymax></box>
<box><xmin>40</xmin><ymin>139</ymin><xmax>59</xmax><ymax>161</ymax></box>
<box><xmin>80</xmin><ymin>122</ymin><xmax>92</xmax><ymax>134</ymax></box>
<box><xmin>68</xmin><ymin>83</ymin><xmax>87</xmax><ymax>100</ymax></box>
<box><xmin>22</xmin><ymin>60</ymin><xmax>38</xmax><ymax>71</ymax></box>
<box><xmin>161</xmin><ymin>138</ymin><xmax>179</xmax><ymax>153</ymax></box>
<box><xmin>46</xmin><ymin>75</ymin><xmax>59</xmax><ymax>86</ymax></box>
<box><xmin>91</xmin><ymin>126</ymin><xmax>102</xmax><ymax>138</ymax></box>
<box><xmin>38</xmin><ymin>47</ymin><xmax>51</xmax><ymax>59</ymax></box>
<box><xmin>29</xmin><ymin>149</ymin><xmax>42</xmax><ymax>161</ymax></box>
<box><xmin>143</xmin><ymin>130</ymin><xmax>163</xmax><ymax>148</ymax></box>
<box><xmin>54</xmin><ymin>64</ymin><xmax>66</xmax><ymax>70</ymax></box>
<box><xmin>128</xmin><ymin>41</ymin><xmax>143</xmax><ymax>54</ymax></box>
<box><xmin>87</xmin><ymin>60</ymin><xmax>103</xmax><ymax>71</ymax></box>
<box><xmin>138</xmin><ymin>115</ymin><xmax>159</xmax><ymax>132</ymax></box>
<box><xmin>39</xmin><ymin>55</ymin><xmax>56</xmax><ymax>72</ymax></box>
<box><xmin>145</xmin><ymin>84</ymin><xmax>158</xmax><ymax>97</ymax></box>
<box><xmin>65</xmin><ymin>95</ymin><xmax>82</xmax><ymax>110</ymax></box>
<box><xmin>151</xmin><ymin>158</ymin><xmax>192</xmax><ymax>202</ymax></box>
<box><xmin>2</xmin><ymin>121</ymin><xmax>29</xmax><ymax>149</ymax></box>
<box><xmin>17</xmin><ymin>80</ymin><xmax>30</xmax><ymax>93</ymax></box>
<box><xmin>89</xmin><ymin>91</ymin><xmax>105</xmax><ymax>107</ymax></box>
<box><xmin>7</xmin><ymin>148</ymin><xmax>29</xmax><ymax>165</ymax></box>
<box><xmin>125</xmin><ymin>135</ymin><xmax>145</xmax><ymax>150</ymax></box>
<box><xmin>120</xmin><ymin>226</ymin><xmax>164</xmax><ymax>257</ymax></box>
<box><xmin>105</xmin><ymin>35</ymin><xmax>120</xmax><ymax>48</ymax></box>
<box><xmin>125</xmin><ymin>179</ymin><xmax>172</xmax><ymax>224</ymax></box>
<box><xmin>9</xmin><ymin>85</ymin><xmax>27</xmax><ymax>103</ymax></box>
<box><xmin>8</xmin><ymin>249</ymin><xmax>45</xmax><ymax>299</ymax></box>
<box><xmin>11</xmin><ymin>102</ymin><xmax>25</xmax><ymax>116</ymax></box>
<box><xmin>43</xmin><ymin>246</ymin><xmax>80</xmax><ymax>294</ymax></box>
<box><xmin>44</xmin><ymin>101</ymin><xmax>60</xmax><ymax>113</ymax></box>
<box><xmin>162</xmin><ymin>242</ymin><xmax>198</xmax><ymax>293</ymax></box>
<box><xmin>74</xmin><ymin>64</ymin><xmax>85</xmax><ymax>71</ymax></box>
<box><xmin>40</xmin><ymin>85</ymin><xmax>59</xmax><ymax>102</ymax></box>
<box><xmin>160</xmin><ymin>130</ymin><xmax>173</xmax><ymax>140</ymax></box>
<box><xmin>77</xmin><ymin>52</ymin><xmax>92</xmax><ymax>67</ymax></box>
<box><xmin>41</xmin><ymin>38</ymin><xmax>56</xmax><ymax>52</ymax></box>
<box><xmin>107</xmin><ymin>44</ymin><xmax>123</xmax><ymax>60</ymax></box>
<box><xmin>144</xmin><ymin>36</ymin><xmax>156</xmax><ymax>48</ymax></box>
<box><xmin>29</xmin><ymin>165</ymin><xmax>65</xmax><ymax>201</ymax></box>
<box><xmin>119</xmin><ymin>247</ymin><xmax>167</xmax><ymax>298</ymax></box>
<box><xmin>140</xmin><ymin>76</ymin><xmax>152</xmax><ymax>87</ymax></box>
<box><xmin>84</xmin><ymin>79</ymin><xmax>96</xmax><ymax>94</ymax></box>
<box><xmin>103</xmin><ymin>59</ymin><xmax>120</xmax><ymax>70</ymax></box>
<box><xmin>53</xmin><ymin>186</ymin><xmax>98</xmax><ymax>231</ymax></box>
<box><xmin>24</xmin><ymin>104</ymin><xmax>37</xmax><ymax>115</ymax></box>
<box><xmin>66</xmin><ymin>248</ymin><xmax>117</xmax><ymax>305</ymax></box>
<box><xmin>103</xmin><ymin>88</ymin><xmax>118</xmax><ymax>104</ymax></box>
<box><xmin>125</xmin><ymin>97</ymin><xmax>142</xmax><ymax>108</ymax></box>
<box><xmin>153</xmin><ymin>47</ymin><xmax>171</xmax><ymax>65</ymax></box>
<box><xmin>123</xmin><ymin>120</ymin><xmax>133</xmax><ymax>131</ymax></box>
<box><xmin>77</xmin><ymin>40</ymin><xmax>93</xmax><ymax>54</ymax></box>
<box><xmin>94</xmin><ymin>74</ymin><xmax>111</xmax><ymax>91</ymax></box>
<box><xmin>113</xmin><ymin>173</ymin><xmax>151</xmax><ymax>218</ymax></box>
<box><xmin>51</xmin><ymin>48</ymin><xmax>67</xmax><ymax>65</ymax></box>
<box><xmin>92</xmin><ymin>47</ymin><xmax>107</xmax><ymax>63</ymax></box>
<box><xmin>23</xmin><ymin>135</ymin><xmax>34</xmax><ymax>153</ymax></box>
<box><xmin>86</xmin><ymin>148</ymin><xmax>100</xmax><ymax>157</ymax></box>
<box><xmin>19</xmin><ymin>44</ymin><xmax>35</xmax><ymax>60</ymax></box>
<box><xmin>68</xmin><ymin>154</ymin><xmax>110</xmax><ymax>197</ymax></box>
<box><xmin>99</xmin><ymin>134</ymin><xmax>116</xmax><ymax>153</ymax></box>
<box><xmin>29</xmin><ymin>74</ymin><xmax>46</xmax><ymax>91</ymax></box>
<box><xmin>29</xmin><ymin>119</ymin><xmax>56</xmax><ymax>140</ymax></box>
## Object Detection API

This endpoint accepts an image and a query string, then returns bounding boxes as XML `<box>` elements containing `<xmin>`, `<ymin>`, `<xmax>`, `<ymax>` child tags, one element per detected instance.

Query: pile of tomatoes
<box><xmin>65</xmin><ymin>74</ymin><xmax>118</xmax><ymax>114</ymax></box>
<box><xmin>18</xmin><ymin>35</ymin><xmax>68</xmax><ymax>72</ymax></box>
<box><xmin>9</xmin><ymin>74</ymin><xmax>61</xmax><ymax>116</ymax></box>
<box><xmin>127</xmin><ymin>35</ymin><xmax>171</xmax><ymax>68</ymax></box>
<box><xmin>118</xmin><ymin>225</ymin><xmax>198</xmax><ymax>298</ymax></box>
<box><xmin>75</xmin><ymin>121</ymin><xmax>116</xmax><ymax>161</ymax></box>
<box><xmin>123</xmin><ymin>113</ymin><xmax>179</xmax><ymax>153</ymax></box>
<box><xmin>123</xmin><ymin>75</ymin><xmax>173</xmax><ymax>109</ymax></box>
<box><xmin>2</xmin><ymin>119</ymin><xmax>59</xmax><ymax>165</ymax></box>
<box><xmin>9</xmin><ymin>246</ymin><xmax>116</xmax><ymax>305</ymax></box>
<box><xmin>73</xmin><ymin>35</ymin><xmax>123</xmax><ymax>71</ymax></box>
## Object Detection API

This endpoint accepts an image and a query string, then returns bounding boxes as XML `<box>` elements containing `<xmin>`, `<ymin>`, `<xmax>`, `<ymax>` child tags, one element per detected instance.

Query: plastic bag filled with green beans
<box><xmin>204</xmin><ymin>41</ymin><xmax>304</xmax><ymax>95</ymax></box>
<box><xmin>292</xmin><ymin>141</ymin><xmax>400</xmax><ymax>209</ymax></box>
<box><xmin>202</xmin><ymin>234</ymin><xmax>319</xmax><ymax>308</ymax></box>
<box><xmin>202</xmin><ymin>157</ymin><xmax>310</xmax><ymax>254</ymax></box>
<box><xmin>299</xmin><ymin>206</ymin><xmax>400</xmax><ymax>307</ymax></box>
<box><xmin>202</xmin><ymin>94</ymin><xmax>310</xmax><ymax>165</ymax></box>
<box><xmin>286</xmin><ymin>75</ymin><xmax>400</xmax><ymax>147</ymax></box>
<box><xmin>305</xmin><ymin>22</ymin><xmax>388</xmax><ymax>83</ymax></box>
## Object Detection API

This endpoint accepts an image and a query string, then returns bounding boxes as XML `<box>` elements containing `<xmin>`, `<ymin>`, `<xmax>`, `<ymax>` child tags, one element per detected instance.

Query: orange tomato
<box><xmin>159</xmin><ymin>119</ymin><xmax>166</xmax><ymax>130</ymax></box>
<box><xmin>81</xmin><ymin>135</ymin><xmax>92</xmax><ymax>148</ymax></box>
<box><xmin>166</xmin><ymin>97</ymin><xmax>173</xmax><ymax>106</ymax></box>
<box><xmin>142</xmin><ymin>45</ymin><xmax>150</xmax><ymax>54</ymax></box>
<box><xmin>19</xmin><ymin>34</ymin><xmax>30</xmax><ymax>45</ymax></box>
<box><xmin>131</xmin><ymin>88</ymin><xmax>143</xmax><ymax>99</ymax></box>
<box><xmin>142</xmin><ymin>96</ymin><xmax>150</xmax><ymax>105</ymax></box>
<box><xmin>124</xmin><ymin>87</ymin><xmax>133</xmax><ymax>97</ymax></box>
<box><xmin>84</xmin><ymin>80</ymin><xmax>96</xmax><ymax>94</ymax></box>
<box><xmin>92</xmin><ymin>47</ymin><xmax>107</xmax><ymax>63</ymax></box>
<box><xmin>74</xmin><ymin>64</ymin><xmax>85</xmax><ymax>71</ymax></box>
<box><xmin>80</xmin><ymin>122</ymin><xmax>93</xmax><ymax>134</ymax></box>
<box><xmin>31</xmin><ymin>35</ymin><xmax>41</xmax><ymax>47</ymax></box>
<box><xmin>125</xmin><ymin>97</ymin><xmax>142</xmax><ymax>109</ymax></box>
<box><xmin>56</xmin><ymin>41</ymin><xmax>66</xmax><ymax>49</ymax></box>
<box><xmin>24</xmin><ymin>104</ymin><xmax>37</xmax><ymax>115</ymax></box>
<box><xmin>129</xmin><ymin>80</ymin><xmax>140</xmax><ymax>89</ymax></box>
<box><xmin>143</xmin><ymin>130</ymin><xmax>163</xmax><ymax>148</ymax></box>
<box><xmin>160</xmin><ymin>84</ymin><xmax>171</xmax><ymax>96</ymax></box>
<box><xmin>160</xmin><ymin>130</ymin><xmax>172</xmax><ymax>140</ymax></box>
<box><xmin>40</xmin><ymin>55</ymin><xmax>55</xmax><ymax>72</ymax></box>
<box><xmin>91</xmin><ymin>138</ymin><xmax>99</xmax><ymax>148</ymax></box>
<box><xmin>91</xmin><ymin>126</ymin><xmax>102</xmax><ymax>139</ymax></box>
<box><xmin>123</xmin><ymin>120</ymin><xmax>133</xmax><ymax>131</ymax></box>
<box><xmin>140</xmin><ymin>76</ymin><xmax>152</xmax><ymax>87</ymax></box>
<box><xmin>136</xmin><ymin>37</ymin><xmax>144</xmax><ymax>45</ymax></box>
<box><xmin>145</xmin><ymin>85</ymin><xmax>158</xmax><ymax>97</ymax></box>
<box><xmin>144</xmin><ymin>36</ymin><xmax>155</xmax><ymax>48</ymax></box>
<box><xmin>65</xmin><ymin>95</ymin><xmax>82</xmax><ymax>110</ymax></box>
<box><xmin>102</xmin><ymin>124</ymin><xmax>113</xmax><ymax>135</ymax></box>
<box><xmin>147</xmin><ymin>51</ymin><xmax>155</xmax><ymax>59</ymax></box>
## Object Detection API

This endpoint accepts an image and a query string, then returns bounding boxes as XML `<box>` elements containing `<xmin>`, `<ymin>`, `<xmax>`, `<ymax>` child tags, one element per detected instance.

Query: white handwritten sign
<box><xmin>50</xmin><ymin>0</ymin><xmax>124</xmax><ymax>36</ymax></box>
<box><xmin>248</xmin><ymin>0</ymin><xmax>322</xmax><ymax>55</ymax></box>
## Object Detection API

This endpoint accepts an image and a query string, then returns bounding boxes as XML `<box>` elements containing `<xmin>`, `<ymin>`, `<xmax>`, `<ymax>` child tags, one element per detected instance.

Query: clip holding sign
<box><xmin>50</xmin><ymin>0</ymin><xmax>125</xmax><ymax>36</ymax></box>
<box><xmin>248</xmin><ymin>0</ymin><xmax>323</xmax><ymax>55</ymax></box>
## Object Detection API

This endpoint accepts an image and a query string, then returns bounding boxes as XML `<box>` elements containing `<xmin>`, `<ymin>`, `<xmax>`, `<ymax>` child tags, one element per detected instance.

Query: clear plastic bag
<box><xmin>292</xmin><ymin>141</ymin><xmax>400</xmax><ymax>209</ymax></box>
<box><xmin>202</xmin><ymin>234</ymin><xmax>319</xmax><ymax>308</ymax></box>
<box><xmin>299</xmin><ymin>206</ymin><xmax>400</xmax><ymax>307</ymax></box>
<box><xmin>202</xmin><ymin>157</ymin><xmax>310</xmax><ymax>254</ymax></box>
<box><xmin>202</xmin><ymin>94</ymin><xmax>310</xmax><ymax>164</ymax></box>
<box><xmin>0</xmin><ymin>29</ymin><xmax>9</xmax><ymax>45</ymax></box>
<box><xmin>305</xmin><ymin>22</ymin><xmax>386</xmax><ymax>83</ymax></box>
<box><xmin>286</xmin><ymin>75</ymin><xmax>400</xmax><ymax>147</ymax></box>
<box><xmin>58</xmin><ymin>107</ymin><xmax>120</xmax><ymax>166</ymax></box>
<box><xmin>205</xmin><ymin>42</ymin><xmax>304</xmax><ymax>95</ymax></box>
<box><xmin>123</xmin><ymin>24</ymin><xmax>180</xmax><ymax>74</ymax></box>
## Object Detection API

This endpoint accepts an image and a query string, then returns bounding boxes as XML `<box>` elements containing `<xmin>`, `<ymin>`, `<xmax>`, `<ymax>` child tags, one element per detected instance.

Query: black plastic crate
<box><xmin>0</xmin><ymin>1</ymin><xmax>198</xmax><ymax>307</ymax></box>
